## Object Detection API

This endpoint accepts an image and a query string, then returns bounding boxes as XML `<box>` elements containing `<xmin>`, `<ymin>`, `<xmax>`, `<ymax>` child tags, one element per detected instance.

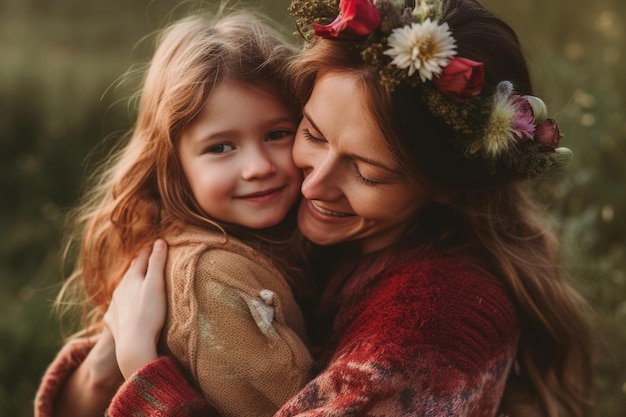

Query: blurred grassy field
<box><xmin>0</xmin><ymin>0</ymin><xmax>624</xmax><ymax>415</ymax></box>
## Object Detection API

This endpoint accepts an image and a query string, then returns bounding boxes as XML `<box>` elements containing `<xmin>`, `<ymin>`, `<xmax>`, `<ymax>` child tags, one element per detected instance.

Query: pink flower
<box><xmin>433</xmin><ymin>57</ymin><xmax>484</xmax><ymax>101</ymax></box>
<box><xmin>535</xmin><ymin>119</ymin><xmax>561</xmax><ymax>149</ymax></box>
<box><xmin>312</xmin><ymin>0</ymin><xmax>382</xmax><ymax>39</ymax></box>
<box><xmin>511</xmin><ymin>95</ymin><xmax>536</xmax><ymax>141</ymax></box>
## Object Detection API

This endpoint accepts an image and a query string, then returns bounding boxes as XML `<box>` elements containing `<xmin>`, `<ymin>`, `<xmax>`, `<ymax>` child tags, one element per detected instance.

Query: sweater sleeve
<box><xmin>107</xmin><ymin>356</ymin><xmax>215</xmax><ymax>417</ymax></box>
<box><xmin>275</xmin><ymin>259</ymin><xmax>519</xmax><ymax>417</ymax></box>
<box><xmin>34</xmin><ymin>337</ymin><xmax>97</xmax><ymax>417</ymax></box>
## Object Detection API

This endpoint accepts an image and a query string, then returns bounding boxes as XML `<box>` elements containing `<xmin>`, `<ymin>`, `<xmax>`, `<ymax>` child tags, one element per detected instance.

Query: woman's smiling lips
<box><xmin>310</xmin><ymin>200</ymin><xmax>354</xmax><ymax>217</ymax></box>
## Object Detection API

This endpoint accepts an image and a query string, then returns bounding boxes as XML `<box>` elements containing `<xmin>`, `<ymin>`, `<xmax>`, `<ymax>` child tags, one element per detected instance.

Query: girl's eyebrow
<box><xmin>302</xmin><ymin>110</ymin><xmax>401</xmax><ymax>175</ymax></box>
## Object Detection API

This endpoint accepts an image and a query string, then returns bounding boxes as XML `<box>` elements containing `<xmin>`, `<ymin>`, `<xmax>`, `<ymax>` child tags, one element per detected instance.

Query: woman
<box><xmin>38</xmin><ymin>1</ymin><xmax>594</xmax><ymax>416</ymax></box>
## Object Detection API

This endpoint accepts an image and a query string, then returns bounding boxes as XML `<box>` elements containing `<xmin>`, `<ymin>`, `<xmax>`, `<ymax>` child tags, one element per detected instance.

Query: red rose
<box><xmin>535</xmin><ymin>118</ymin><xmax>561</xmax><ymax>149</ymax></box>
<box><xmin>312</xmin><ymin>0</ymin><xmax>382</xmax><ymax>39</ymax></box>
<box><xmin>433</xmin><ymin>57</ymin><xmax>485</xmax><ymax>101</ymax></box>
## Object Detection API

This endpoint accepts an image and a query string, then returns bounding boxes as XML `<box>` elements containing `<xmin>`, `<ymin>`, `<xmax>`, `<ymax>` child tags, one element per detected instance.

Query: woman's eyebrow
<box><xmin>302</xmin><ymin>110</ymin><xmax>401</xmax><ymax>175</ymax></box>
<box><xmin>351</xmin><ymin>153</ymin><xmax>401</xmax><ymax>175</ymax></box>
<box><xmin>302</xmin><ymin>111</ymin><xmax>324</xmax><ymax>136</ymax></box>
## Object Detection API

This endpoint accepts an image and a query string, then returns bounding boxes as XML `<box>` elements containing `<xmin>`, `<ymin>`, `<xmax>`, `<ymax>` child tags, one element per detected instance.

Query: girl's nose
<box><xmin>241</xmin><ymin>148</ymin><xmax>276</xmax><ymax>180</ymax></box>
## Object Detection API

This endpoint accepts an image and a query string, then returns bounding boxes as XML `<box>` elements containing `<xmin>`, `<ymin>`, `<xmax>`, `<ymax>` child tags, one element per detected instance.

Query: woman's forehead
<box><xmin>304</xmin><ymin>72</ymin><xmax>397</xmax><ymax>169</ymax></box>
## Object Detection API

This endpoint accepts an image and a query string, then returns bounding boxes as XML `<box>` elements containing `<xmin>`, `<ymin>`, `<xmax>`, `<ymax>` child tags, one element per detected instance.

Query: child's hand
<box><xmin>104</xmin><ymin>239</ymin><xmax>168</xmax><ymax>379</ymax></box>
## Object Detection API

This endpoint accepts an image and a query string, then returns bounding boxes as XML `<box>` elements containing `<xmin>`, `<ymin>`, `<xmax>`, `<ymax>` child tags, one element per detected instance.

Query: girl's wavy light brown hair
<box><xmin>289</xmin><ymin>1</ymin><xmax>593</xmax><ymax>416</ymax></box>
<box><xmin>57</xmin><ymin>11</ymin><xmax>300</xmax><ymax>336</ymax></box>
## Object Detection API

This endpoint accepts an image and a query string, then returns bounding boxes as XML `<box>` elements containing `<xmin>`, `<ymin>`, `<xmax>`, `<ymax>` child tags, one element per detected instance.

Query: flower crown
<box><xmin>289</xmin><ymin>0</ymin><xmax>573</xmax><ymax>178</ymax></box>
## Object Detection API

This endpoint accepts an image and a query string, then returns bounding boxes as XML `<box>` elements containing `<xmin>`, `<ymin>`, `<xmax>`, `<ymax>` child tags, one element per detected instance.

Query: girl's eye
<box><xmin>352</xmin><ymin>163</ymin><xmax>379</xmax><ymax>187</ymax></box>
<box><xmin>206</xmin><ymin>143</ymin><xmax>234</xmax><ymax>154</ymax></box>
<box><xmin>267</xmin><ymin>130</ymin><xmax>293</xmax><ymax>141</ymax></box>
<box><xmin>302</xmin><ymin>128</ymin><xmax>325</xmax><ymax>144</ymax></box>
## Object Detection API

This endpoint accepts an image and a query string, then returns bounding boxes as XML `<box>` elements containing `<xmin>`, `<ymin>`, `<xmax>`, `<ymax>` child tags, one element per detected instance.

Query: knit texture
<box><xmin>105</xmin><ymin>252</ymin><xmax>519</xmax><ymax>416</ymax></box>
<box><xmin>275</xmin><ymin>255</ymin><xmax>519</xmax><ymax>416</ymax></box>
<box><xmin>159</xmin><ymin>226</ymin><xmax>312</xmax><ymax>417</ymax></box>
<box><xmin>34</xmin><ymin>336</ymin><xmax>97</xmax><ymax>417</ymax></box>
<box><xmin>107</xmin><ymin>356</ymin><xmax>213</xmax><ymax>417</ymax></box>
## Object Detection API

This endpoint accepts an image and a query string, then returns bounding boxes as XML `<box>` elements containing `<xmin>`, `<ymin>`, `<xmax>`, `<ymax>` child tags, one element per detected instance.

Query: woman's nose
<box><xmin>300</xmin><ymin>155</ymin><xmax>343</xmax><ymax>202</ymax></box>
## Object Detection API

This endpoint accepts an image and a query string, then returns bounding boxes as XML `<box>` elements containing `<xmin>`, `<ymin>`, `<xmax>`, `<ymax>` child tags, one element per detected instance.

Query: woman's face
<box><xmin>293</xmin><ymin>72</ymin><xmax>426</xmax><ymax>254</ymax></box>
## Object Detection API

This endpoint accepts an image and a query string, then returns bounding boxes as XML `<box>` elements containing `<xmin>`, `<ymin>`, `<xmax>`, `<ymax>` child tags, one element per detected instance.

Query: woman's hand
<box><xmin>52</xmin><ymin>329</ymin><xmax>123</xmax><ymax>417</ymax></box>
<box><xmin>104</xmin><ymin>239</ymin><xmax>168</xmax><ymax>379</ymax></box>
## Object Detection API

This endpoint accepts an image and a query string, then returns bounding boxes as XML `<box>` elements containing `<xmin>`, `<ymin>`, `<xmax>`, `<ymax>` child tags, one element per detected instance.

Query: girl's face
<box><xmin>293</xmin><ymin>72</ymin><xmax>426</xmax><ymax>254</ymax></box>
<box><xmin>178</xmin><ymin>81</ymin><xmax>302</xmax><ymax>229</ymax></box>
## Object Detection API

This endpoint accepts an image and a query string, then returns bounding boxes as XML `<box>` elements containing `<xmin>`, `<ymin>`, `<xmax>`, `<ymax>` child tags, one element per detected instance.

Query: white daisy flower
<box><xmin>383</xmin><ymin>19</ymin><xmax>457</xmax><ymax>81</ymax></box>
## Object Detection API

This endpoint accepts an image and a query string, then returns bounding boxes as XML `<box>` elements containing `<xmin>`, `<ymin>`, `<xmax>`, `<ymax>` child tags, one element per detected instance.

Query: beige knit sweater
<box><xmin>160</xmin><ymin>226</ymin><xmax>312</xmax><ymax>417</ymax></box>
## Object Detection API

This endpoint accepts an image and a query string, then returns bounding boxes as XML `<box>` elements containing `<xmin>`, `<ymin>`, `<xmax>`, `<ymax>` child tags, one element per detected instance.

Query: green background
<box><xmin>0</xmin><ymin>0</ymin><xmax>624</xmax><ymax>415</ymax></box>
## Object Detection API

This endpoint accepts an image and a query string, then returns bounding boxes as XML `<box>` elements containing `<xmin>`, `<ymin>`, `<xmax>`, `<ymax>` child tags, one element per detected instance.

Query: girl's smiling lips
<box><xmin>237</xmin><ymin>186</ymin><xmax>285</xmax><ymax>202</ymax></box>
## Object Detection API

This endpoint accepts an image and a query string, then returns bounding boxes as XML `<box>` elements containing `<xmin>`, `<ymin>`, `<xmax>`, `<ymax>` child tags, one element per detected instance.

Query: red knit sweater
<box><xmin>103</xmin><ymin>254</ymin><xmax>519</xmax><ymax>417</ymax></box>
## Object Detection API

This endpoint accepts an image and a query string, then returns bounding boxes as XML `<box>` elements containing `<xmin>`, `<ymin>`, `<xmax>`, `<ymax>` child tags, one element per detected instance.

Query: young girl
<box><xmin>35</xmin><ymin>12</ymin><xmax>312</xmax><ymax>417</ymax></box>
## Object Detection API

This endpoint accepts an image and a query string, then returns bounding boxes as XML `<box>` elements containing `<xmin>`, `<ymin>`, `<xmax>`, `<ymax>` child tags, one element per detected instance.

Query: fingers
<box><xmin>126</xmin><ymin>243</ymin><xmax>153</xmax><ymax>278</ymax></box>
<box><xmin>145</xmin><ymin>239</ymin><xmax>168</xmax><ymax>289</ymax></box>
<box><xmin>118</xmin><ymin>240</ymin><xmax>168</xmax><ymax>288</ymax></box>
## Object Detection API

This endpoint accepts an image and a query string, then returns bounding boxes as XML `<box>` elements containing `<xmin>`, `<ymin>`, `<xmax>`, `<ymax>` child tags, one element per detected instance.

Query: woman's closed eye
<box><xmin>352</xmin><ymin>163</ymin><xmax>379</xmax><ymax>187</ymax></box>
<box><xmin>302</xmin><ymin>128</ymin><xmax>325</xmax><ymax>144</ymax></box>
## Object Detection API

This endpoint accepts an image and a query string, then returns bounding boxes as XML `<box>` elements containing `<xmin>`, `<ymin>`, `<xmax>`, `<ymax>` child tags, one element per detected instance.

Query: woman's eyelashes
<box><xmin>303</xmin><ymin>128</ymin><xmax>381</xmax><ymax>186</ymax></box>
<box><xmin>302</xmin><ymin>128</ymin><xmax>325</xmax><ymax>144</ymax></box>
<box><xmin>351</xmin><ymin>163</ymin><xmax>379</xmax><ymax>186</ymax></box>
